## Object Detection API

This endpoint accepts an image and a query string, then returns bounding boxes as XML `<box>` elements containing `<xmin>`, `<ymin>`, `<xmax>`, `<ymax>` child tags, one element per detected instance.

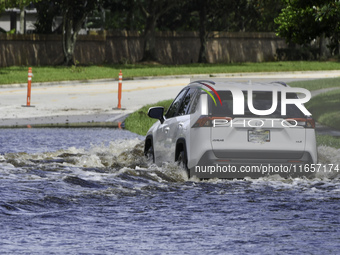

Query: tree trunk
<box><xmin>198</xmin><ymin>30</ymin><xmax>208</xmax><ymax>63</ymax></box>
<box><xmin>335</xmin><ymin>35</ymin><xmax>340</xmax><ymax>56</ymax></box>
<box><xmin>19</xmin><ymin>6</ymin><xmax>25</xmax><ymax>34</ymax></box>
<box><xmin>141</xmin><ymin>16</ymin><xmax>157</xmax><ymax>62</ymax></box>
<box><xmin>139</xmin><ymin>0</ymin><xmax>178</xmax><ymax>62</ymax></box>
<box><xmin>319</xmin><ymin>33</ymin><xmax>327</xmax><ymax>60</ymax></box>
<box><xmin>62</xmin><ymin>12</ymin><xmax>74</xmax><ymax>65</ymax></box>
<box><xmin>127</xmin><ymin>0</ymin><xmax>135</xmax><ymax>30</ymax></box>
<box><xmin>198</xmin><ymin>0</ymin><xmax>208</xmax><ymax>63</ymax></box>
<box><xmin>62</xmin><ymin>10</ymin><xmax>83</xmax><ymax>66</ymax></box>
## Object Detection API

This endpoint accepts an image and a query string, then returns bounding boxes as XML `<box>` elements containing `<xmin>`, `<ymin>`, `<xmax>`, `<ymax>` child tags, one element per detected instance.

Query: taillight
<box><xmin>285</xmin><ymin>117</ymin><xmax>315</xmax><ymax>128</ymax></box>
<box><xmin>306</xmin><ymin>117</ymin><xmax>315</xmax><ymax>128</ymax></box>
<box><xmin>192</xmin><ymin>116</ymin><xmax>233</xmax><ymax>128</ymax></box>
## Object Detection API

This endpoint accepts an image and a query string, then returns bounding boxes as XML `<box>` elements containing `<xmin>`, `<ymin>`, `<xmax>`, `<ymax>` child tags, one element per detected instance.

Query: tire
<box><xmin>177</xmin><ymin>150</ymin><xmax>190</xmax><ymax>178</ymax></box>
<box><xmin>145</xmin><ymin>145</ymin><xmax>154</xmax><ymax>163</ymax></box>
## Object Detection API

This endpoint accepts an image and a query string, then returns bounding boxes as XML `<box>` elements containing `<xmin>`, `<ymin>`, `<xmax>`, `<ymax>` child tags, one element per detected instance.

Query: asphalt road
<box><xmin>1</xmin><ymin>70</ymin><xmax>340</xmax><ymax>128</ymax></box>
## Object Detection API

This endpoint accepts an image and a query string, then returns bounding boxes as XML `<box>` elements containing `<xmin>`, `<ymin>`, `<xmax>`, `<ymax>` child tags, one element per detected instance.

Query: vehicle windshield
<box><xmin>208</xmin><ymin>91</ymin><xmax>306</xmax><ymax>118</ymax></box>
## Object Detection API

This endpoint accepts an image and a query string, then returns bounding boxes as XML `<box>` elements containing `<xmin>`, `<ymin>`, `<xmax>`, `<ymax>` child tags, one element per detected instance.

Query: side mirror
<box><xmin>148</xmin><ymin>107</ymin><xmax>165</xmax><ymax>124</ymax></box>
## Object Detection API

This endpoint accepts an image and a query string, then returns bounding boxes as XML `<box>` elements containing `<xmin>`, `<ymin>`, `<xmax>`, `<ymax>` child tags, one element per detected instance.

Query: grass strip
<box><xmin>306</xmin><ymin>89</ymin><xmax>340</xmax><ymax>130</ymax></box>
<box><xmin>316</xmin><ymin>135</ymin><xmax>340</xmax><ymax>149</ymax></box>
<box><xmin>1</xmin><ymin>61</ymin><xmax>340</xmax><ymax>85</ymax></box>
<box><xmin>288</xmin><ymin>77</ymin><xmax>340</xmax><ymax>90</ymax></box>
<box><xmin>124</xmin><ymin>99</ymin><xmax>173</xmax><ymax>136</ymax></box>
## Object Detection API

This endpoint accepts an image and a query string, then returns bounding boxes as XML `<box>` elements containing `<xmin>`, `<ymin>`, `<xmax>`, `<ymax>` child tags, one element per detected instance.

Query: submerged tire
<box><xmin>145</xmin><ymin>145</ymin><xmax>154</xmax><ymax>163</ymax></box>
<box><xmin>177</xmin><ymin>150</ymin><xmax>190</xmax><ymax>178</ymax></box>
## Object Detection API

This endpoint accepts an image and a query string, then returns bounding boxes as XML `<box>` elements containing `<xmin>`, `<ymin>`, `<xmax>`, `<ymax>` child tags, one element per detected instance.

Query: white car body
<box><xmin>145</xmin><ymin>80</ymin><xmax>317</xmax><ymax>179</ymax></box>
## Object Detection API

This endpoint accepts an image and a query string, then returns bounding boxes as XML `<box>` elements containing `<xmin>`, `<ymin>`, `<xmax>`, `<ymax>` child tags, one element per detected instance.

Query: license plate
<box><xmin>248</xmin><ymin>130</ymin><xmax>270</xmax><ymax>143</ymax></box>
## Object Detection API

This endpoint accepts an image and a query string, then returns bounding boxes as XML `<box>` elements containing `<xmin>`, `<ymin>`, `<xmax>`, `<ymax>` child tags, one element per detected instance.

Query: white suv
<box><xmin>144</xmin><ymin>80</ymin><xmax>317</xmax><ymax>179</ymax></box>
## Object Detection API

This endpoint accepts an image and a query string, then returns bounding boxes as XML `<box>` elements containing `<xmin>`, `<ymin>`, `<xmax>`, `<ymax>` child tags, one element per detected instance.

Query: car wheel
<box><xmin>145</xmin><ymin>145</ymin><xmax>154</xmax><ymax>163</ymax></box>
<box><xmin>177</xmin><ymin>150</ymin><xmax>190</xmax><ymax>178</ymax></box>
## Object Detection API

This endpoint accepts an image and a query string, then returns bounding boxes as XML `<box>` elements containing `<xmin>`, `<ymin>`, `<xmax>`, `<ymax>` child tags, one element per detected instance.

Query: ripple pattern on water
<box><xmin>0</xmin><ymin>128</ymin><xmax>339</xmax><ymax>254</ymax></box>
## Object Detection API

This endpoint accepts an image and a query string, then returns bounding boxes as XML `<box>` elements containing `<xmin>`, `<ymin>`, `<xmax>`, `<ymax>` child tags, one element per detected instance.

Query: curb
<box><xmin>0</xmin><ymin>113</ymin><xmax>129</xmax><ymax>129</ymax></box>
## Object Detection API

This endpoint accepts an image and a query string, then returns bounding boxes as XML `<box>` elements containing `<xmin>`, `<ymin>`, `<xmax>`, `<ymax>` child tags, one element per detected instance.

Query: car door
<box><xmin>154</xmin><ymin>88</ymin><xmax>197</xmax><ymax>163</ymax></box>
<box><xmin>153</xmin><ymin>88</ymin><xmax>188</xmax><ymax>163</ymax></box>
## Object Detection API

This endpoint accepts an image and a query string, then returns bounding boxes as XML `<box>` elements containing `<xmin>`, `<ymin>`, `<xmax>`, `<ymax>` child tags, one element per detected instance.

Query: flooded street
<box><xmin>1</xmin><ymin>128</ymin><xmax>339</xmax><ymax>254</ymax></box>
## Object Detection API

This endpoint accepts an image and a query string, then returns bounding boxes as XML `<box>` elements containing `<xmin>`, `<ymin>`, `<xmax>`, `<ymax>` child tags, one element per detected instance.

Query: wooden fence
<box><xmin>0</xmin><ymin>31</ymin><xmax>287</xmax><ymax>67</ymax></box>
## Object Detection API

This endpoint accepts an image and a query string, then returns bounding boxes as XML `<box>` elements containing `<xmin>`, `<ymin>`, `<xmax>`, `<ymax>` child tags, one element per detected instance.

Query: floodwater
<box><xmin>0</xmin><ymin>128</ymin><xmax>339</xmax><ymax>254</ymax></box>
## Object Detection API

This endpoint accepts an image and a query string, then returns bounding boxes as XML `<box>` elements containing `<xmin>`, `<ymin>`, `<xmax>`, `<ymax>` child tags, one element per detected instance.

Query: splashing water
<box><xmin>0</xmin><ymin>128</ymin><xmax>339</xmax><ymax>254</ymax></box>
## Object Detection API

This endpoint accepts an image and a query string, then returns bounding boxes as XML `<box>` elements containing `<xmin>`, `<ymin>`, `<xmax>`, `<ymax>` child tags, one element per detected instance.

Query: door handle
<box><xmin>164</xmin><ymin>127</ymin><xmax>170</xmax><ymax>133</ymax></box>
<box><xmin>178</xmin><ymin>123</ymin><xmax>185</xmax><ymax>130</ymax></box>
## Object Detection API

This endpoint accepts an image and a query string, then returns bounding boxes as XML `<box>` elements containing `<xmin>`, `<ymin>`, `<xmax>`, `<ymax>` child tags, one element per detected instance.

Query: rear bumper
<box><xmin>191</xmin><ymin>150</ymin><xmax>314</xmax><ymax>179</ymax></box>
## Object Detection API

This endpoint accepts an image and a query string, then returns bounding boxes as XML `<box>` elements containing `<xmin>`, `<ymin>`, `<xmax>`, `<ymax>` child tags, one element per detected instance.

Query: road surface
<box><xmin>0</xmin><ymin>70</ymin><xmax>339</xmax><ymax>128</ymax></box>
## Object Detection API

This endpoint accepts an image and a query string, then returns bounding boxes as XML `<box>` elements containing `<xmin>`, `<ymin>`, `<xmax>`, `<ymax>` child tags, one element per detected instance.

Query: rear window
<box><xmin>208</xmin><ymin>91</ymin><xmax>305</xmax><ymax>118</ymax></box>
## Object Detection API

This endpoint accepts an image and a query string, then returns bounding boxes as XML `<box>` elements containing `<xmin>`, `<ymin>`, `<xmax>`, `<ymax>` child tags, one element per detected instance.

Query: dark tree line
<box><xmin>275</xmin><ymin>0</ymin><xmax>340</xmax><ymax>57</ymax></box>
<box><xmin>2</xmin><ymin>0</ymin><xmax>338</xmax><ymax>65</ymax></box>
<box><xmin>102</xmin><ymin>0</ymin><xmax>284</xmax><ymax>63</ymax></box>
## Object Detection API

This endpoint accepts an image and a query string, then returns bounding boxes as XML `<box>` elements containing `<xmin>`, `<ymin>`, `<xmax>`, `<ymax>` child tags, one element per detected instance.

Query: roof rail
<box><xmin>189</xmin><ymin>80</ymin><xmax>216</xmax><ymax>85</ymax></box>
<box><xmin>270</xmin><ymin>81</ymin><xmax>288</xmax><ymax>87</ymax></box>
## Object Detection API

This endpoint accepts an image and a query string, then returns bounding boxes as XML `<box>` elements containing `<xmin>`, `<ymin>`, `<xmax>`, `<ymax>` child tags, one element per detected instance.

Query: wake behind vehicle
<box><xmin>144</xmin><ymin>80</ymin><xmax>317</xmax><ymax>179</ymax></box>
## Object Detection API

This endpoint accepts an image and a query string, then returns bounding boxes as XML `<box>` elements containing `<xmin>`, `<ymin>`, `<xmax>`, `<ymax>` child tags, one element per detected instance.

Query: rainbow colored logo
<box><xmin>198</xmin><ymin>82</ymin><xmax>222</xmax><ymax>106</ymax></box>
